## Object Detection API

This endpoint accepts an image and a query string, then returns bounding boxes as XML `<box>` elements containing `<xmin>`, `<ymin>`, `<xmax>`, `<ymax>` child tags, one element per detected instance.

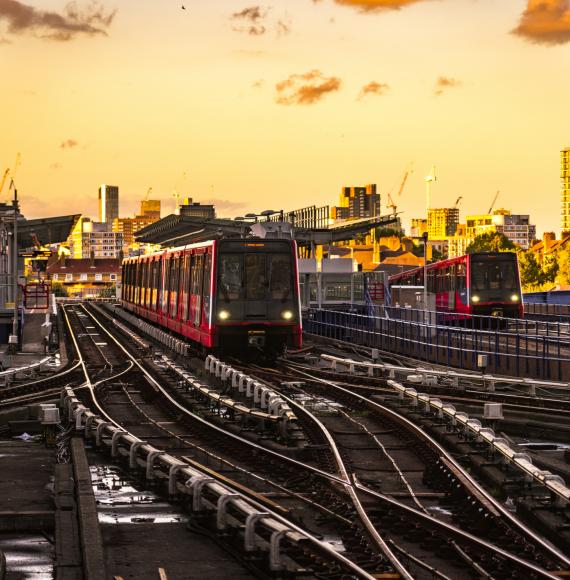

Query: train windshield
<box><xmin>470</xmin><ymin>256</ymin><xmax>518</xmax><ymax>292</ymax></box>
<box><xmin>218</xmin><ymin>252</ymin><xmax>293</xmax><ymax>302</ymax></box>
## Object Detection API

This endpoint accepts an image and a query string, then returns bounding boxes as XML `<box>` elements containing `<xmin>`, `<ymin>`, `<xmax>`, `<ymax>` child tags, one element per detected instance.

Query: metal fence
<box><xmin>303</xmin><ymin>308</ymin><xmax>569</xmax><ymax>381</ymax></box>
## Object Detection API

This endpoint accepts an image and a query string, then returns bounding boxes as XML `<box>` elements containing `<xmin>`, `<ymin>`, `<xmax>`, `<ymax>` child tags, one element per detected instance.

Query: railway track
<box><xmin>73</xmin><ymin>302</ymin><xmax>570</xmax><ymax>579</ymax></box>
<box><xmin>61</xmin><ymin>302</ymin><xmax>412</xmax><ymax>578</ymax></box>
<box><xmin>239</xmin><ymin>360</ymin><xmax>570</xmax><ymax>578</ymax></box>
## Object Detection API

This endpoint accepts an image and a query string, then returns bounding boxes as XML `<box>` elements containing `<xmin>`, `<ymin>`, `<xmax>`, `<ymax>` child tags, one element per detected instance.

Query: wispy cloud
<box><xmin>276</xmin><ymin>70</ymin><xmax>342</xmax><ymax>105</ymax></box>
<box><xmin>49</xmin><ymin>162</ymin><xmax>63</xmax><ymax>170</ymax></box>
<box><xmin>201</xmin><ymin>198</ymin><xmax>248</xmax><ymax>215</ymax></box>
<box><xmin>252</xmin><ymin>79</ymin><xmax>264</xmax><ymax>88</ymax></box>
<box><xmin>313</xmin><ymin>0</ymin><xmax>430</xmax><ymax>12</ymax></box>
<box><xmin>60</xmin><ymin>139</ymin><xmax>78</xmax><ymax>149</ymax></box>
<box><xmin>0</xmin><ymin>0</ymin><xmax>116</xmax><ymax>42</ymax></box>
<box><xmin>358</xmin><ymin>81</ymin><xmax>390</xmax><ymax>99</ymax></box>
<box><xmin>434</xmin><ymin>76</ymin><xmax>462</xmax><ymax>96</ymax></box>
<box><xmin>512</xmin><ymin>0</ymin><xmax>570</xmax><ymax>45</ymax></box>
<box><xmin>230</xmin><ymin>5</ymin><xmax>291</xmax><ymax>37</ymax></box>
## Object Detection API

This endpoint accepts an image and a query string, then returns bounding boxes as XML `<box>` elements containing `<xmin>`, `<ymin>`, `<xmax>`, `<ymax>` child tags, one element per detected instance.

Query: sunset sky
<box><xmin>1</xmin><ymin>0</ymin><xmax>569</xmax><ymax>235</ymax></box>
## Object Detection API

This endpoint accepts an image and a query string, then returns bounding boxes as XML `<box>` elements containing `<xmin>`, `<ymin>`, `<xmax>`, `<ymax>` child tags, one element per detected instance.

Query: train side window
<box><xmin>156</xmin><ymin>259</ymin><xmax>163</xmax><ymax>309</ymax></box>
<box><xmin>170</xmin><ymin>257</ymin><xmax>180</xmax><ymax>317</ymax></box>
<box><xmin>269</xmin><ymin>255</ymin><xmax>292</xmax><ymax>300</ymax></box>
<box><xmin>194</xmin><ymin>254</ymin><xmax>204</xmax><ymax>324</ymax></box>
<box><xmin>162</xmin><ymin>258</ymin><xmax>171</xmax><ymax>312</ymax></box>
<box><xmin>457</xmin><ymin>263</ymin><xmax>466</xmax><ymax>290</ymax></box>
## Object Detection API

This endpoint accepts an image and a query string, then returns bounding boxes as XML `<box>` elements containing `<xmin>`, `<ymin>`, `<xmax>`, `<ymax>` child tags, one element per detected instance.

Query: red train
<box><xmin>121</xmin><ymin>238</ymin><xmax>302</xmax><ymax>354</ymax></box>
<box><xmin>388</xmin><ymin>252</ymin><xmax>524</xmax><ymax>319</ymax></box>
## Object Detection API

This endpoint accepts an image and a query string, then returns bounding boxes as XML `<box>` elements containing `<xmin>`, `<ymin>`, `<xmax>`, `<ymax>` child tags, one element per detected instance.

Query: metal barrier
<box><xmin>320</xmin><ymin>354</ymin><xmax>570</xmax><ymax>395</ymax></box>
<box><xmin>303</xmin><ymin>308</ymin><xmax>569</xmax><ymax>381</ymax></box>
<box><xmin>0</xmin><ymin>355</ymin><xmax>58</xmax><ymax>385</ymax></box>
<box><xmin>61</xmin><ymin>387</ymin><xmax>372</xmax><ymax>578</ymax></box>
<box><xmin>387</xmin><ymin>380</ymin><xmax>570</xmax><ymax>507</ymax></box>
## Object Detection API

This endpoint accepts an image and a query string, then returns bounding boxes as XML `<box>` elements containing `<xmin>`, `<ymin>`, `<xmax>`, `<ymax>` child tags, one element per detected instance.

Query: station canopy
<box><xmin>135</xmin><ymin>213</ymin><xmax>400</xmax><ymax>248</ymax></box>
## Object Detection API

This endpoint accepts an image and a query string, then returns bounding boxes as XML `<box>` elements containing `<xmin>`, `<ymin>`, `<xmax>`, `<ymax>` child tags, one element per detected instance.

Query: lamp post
<box><xmin>9</xmin><ymin>182</ymin><xmax>19</xmax><ymax>350</ymax></box>
<box><xmin>422</xmin><ymin>231</ymin><xmax>428</xmax><ymax>321</ymax></box>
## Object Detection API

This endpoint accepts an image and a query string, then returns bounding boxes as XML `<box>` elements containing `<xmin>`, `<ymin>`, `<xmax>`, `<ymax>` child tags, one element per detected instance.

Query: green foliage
<box><xmin>556</xmin><ymin>249</ymin><xmax>570</xmax><ymax>285</ymax></box>
<box><xmin>518</xmin><ymin>251</ymin><xmax>544</xmax><ymax>290</ymax></box>
<box><xmin>466</xmin><ymin>232</ymin><xmax>517</xmax><ymax>254</ymax></box>
<box><xmin>50</xmin><ymin>282</ymin><xmax>68</xmax><ymax>297</ymax></box>
<box><xmin>98</xmin><ymin>285</ymin><xmax>117</xmax><ymax>299</ymax></box>
<box><xmin>374</xmin><ymin>228</ymin><xmax>403</xmax><ymax>239</ymax></box>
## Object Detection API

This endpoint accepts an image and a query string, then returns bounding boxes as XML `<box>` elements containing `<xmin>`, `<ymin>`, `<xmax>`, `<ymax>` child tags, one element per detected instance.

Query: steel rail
<box><xmin>78</xmin><ymin>303</ymin><xmax>568</xmax><ymax>578</ymax></box>
<box><xmin>63</xmin><ymin>303</ymin><xmax>376</xmax><ymax>579</ymax></box>
<box><xmin>280</xmin><ymin>362</ymin><xmax>570</xmax><ymax>576</ymax></box>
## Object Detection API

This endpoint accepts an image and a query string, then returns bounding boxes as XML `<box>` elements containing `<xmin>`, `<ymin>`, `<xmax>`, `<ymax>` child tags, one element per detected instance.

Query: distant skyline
<box><xmin>1</xmin><ymin>0</ymin><xmax>569</xmax><ymax>235</ymax></box>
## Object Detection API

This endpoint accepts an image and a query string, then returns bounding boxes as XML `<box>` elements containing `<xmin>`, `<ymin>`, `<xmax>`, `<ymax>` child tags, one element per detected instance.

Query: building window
<box><xmin>52</xmin><ymin>274</ymin><xmax>58</xmax><ymax>281</ymax></box>
<box><xmin>95</xmin><ymin>273</ymin><xmax>103</xmax><ymax>281</ymax></box>
<box><xmin>80</xmin><ymin>273</ymin><xmax>88</xmax><ymax>281</ymax></box>
<box><xmin>110</xmin><ymin>274</ymin><xmax>117</xmax><ymax>281</ymax></box>
<box><xmin>65</xmin><ymin>273</ymin><xmax>73</xmax><ymax>282</ymax></box>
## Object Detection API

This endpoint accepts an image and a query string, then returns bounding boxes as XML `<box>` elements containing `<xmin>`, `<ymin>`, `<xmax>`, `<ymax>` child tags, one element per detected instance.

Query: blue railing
<box><xmin>303</xmin><ymin>308</ymin><xmax>569</xmax><ymax>382</ymax></box>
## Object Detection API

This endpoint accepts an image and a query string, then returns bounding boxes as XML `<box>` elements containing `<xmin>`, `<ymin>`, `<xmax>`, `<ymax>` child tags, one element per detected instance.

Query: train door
<box><xmin>202</xmin><ymin>251</ymin><xmax>212</xmax><ymax>329</ymax></box>
<box><xmin>448</xmin><ymin>265</ymin><xmax>456</xmax><ymax>310</ymax></box>
<box><xmin>244</xmin><ymin>253</ymin><xmax>267</xmax><ymax>317</ymax></box>
<box><xmin>193</xmin><ymin>253</ymin><xmax>204</xmax><ymax>327</ymax></box>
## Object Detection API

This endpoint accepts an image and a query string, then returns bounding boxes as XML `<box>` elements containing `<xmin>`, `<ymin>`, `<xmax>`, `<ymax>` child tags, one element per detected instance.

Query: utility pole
<box><xmin>422</xmin><ymin>231</ymin><xmax>428</xmax><ymax>321</ymax></box>
<box><xmin>9</xmin><ymin>182</ymin><xmax>18</xmax><ymax>350</ymax></box>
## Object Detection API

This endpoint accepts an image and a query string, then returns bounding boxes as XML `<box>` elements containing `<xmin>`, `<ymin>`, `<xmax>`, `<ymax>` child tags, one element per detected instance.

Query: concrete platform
<box><xmin>0</xmin><ymin>440</ymin><xmax>55</xmax><ymax>526</ymax></box>
<box><xmin>102</xmin><ymin>523</ymin><xmax>254</xmax><ymax>580</ymax></box>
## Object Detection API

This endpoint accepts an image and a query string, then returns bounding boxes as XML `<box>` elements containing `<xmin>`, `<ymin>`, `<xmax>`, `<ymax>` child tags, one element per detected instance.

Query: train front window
<box><xmin>269</xmin><ymin>255</ymin><xmax>293</xmax><ymax>301</ymax></box>
<box><xmin>471</xmin><ymin>258</ymin><xmax>518</xmax><ymax>292</ymax></box>
<box><xmin>245</xmin><ymin>254</ymin><xmax>267</xmax><ymax>300</ymax></box>
<box><xmin>219</xmin><ymin>254</ymin><xmax>243</xmax><ymax>302</ymax></box>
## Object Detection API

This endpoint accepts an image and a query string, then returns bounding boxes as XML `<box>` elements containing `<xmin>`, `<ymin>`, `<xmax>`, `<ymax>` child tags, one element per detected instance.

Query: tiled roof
<box><xmin>46</xmin><ymin>256</ymin><xmax>121</xmax><ymax>274</ymax></box>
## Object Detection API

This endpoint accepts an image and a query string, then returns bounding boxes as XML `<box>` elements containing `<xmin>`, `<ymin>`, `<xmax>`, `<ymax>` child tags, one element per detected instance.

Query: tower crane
<box><xmin>487</xmin><ymin>190</ymin><xmax>500</xmax><ymax>214</ymax></box>
<box><xmin>0</xmin><ymin>169</ymin><xmax>9</xmax><ymax>196</ymax></box>
<box><xmin>385</xmin><ymin>163</ymin><xmax>414</xmax><ymax>215</ymax></box>
<box><xmin>144</xmin><ymin>187</ymin><xmax>153</xmax><ymax>201</ymax></box>
<box><xmin>454</xmin><ymin>195</ymin><xmax>462</xmax><ymax>208</ymax></box>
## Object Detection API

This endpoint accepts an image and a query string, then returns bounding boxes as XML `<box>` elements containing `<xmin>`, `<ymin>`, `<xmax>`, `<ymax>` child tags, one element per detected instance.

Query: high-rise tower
<box><xmin>562</xmin><ymin>147</ymin><xmax>570</xmax><ymax>235</ymax></box>
<box><xmin>98</xmin><ymin>184</ymin><xmax>119</xmax><ymax>224</ymax></box>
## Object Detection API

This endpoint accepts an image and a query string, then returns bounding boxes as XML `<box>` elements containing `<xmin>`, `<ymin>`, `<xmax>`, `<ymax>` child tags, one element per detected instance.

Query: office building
<box><xmin>410</xmin><ymin>218</ymin><xmax>428</xmax><ymax>238</ymax></box>
<box><xmin>179</xmin><ymin>197</ymin><xmax>216</xmax><ymax>219</ymax></box>
<box><xmin>332</xmin><ymin>184</ymin><xmax>380</xmax><ymax>220</ymax></box>
<box><xmin>466</xmin><ymin>210</ymin><xmax>536</xmax><ymax>249</ymax></box>
<box><xmin>98</xmin><ymin>185</ymin><xmax>119</xmax><ymax>224</ymax></box>
<box><xmin>113</xmin><ymin>199</ymin><xmax>161</xmax><ymax>251</ymax></box>
<box><xmin>448</xmin><ymin>224</ymin><xmax>473</xmax><ymax>258</ymax></box>
<box><xmin>427</xmin><ymin>208</ymin><xmax>459</xmax><ymax>240</ymax></box>
<box><xmin>68</xmin><ymin>217</ymin><xmax>123</xmax><ymax>259</ymax></box>
<box><xmin>562</xmin><ymin>147</ymin><xmax>570</xmax><ymax>235</ymax></box>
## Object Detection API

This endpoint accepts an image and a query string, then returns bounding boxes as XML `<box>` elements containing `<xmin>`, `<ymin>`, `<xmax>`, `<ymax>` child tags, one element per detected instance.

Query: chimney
<box><xmin>90</xmin><ymin>250</ymin><xmax>95</xmax><ymax>268</ymax></box>
<box><xmin>543</xmin><ymin>232</ymin><xmax>556</xmax><ymax>246</ymax></box>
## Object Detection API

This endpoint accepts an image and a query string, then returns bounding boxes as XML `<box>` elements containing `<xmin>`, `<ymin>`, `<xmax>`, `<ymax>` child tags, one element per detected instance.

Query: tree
<box><xmin>556</xmin><ymin>249</ymin><xmax>570</xmax><ymax>285</ymax></box>
<box><xmin>466</xmin><ymin>232</ymin><xmax>517</xmax><ymax>254</ymax></box>
<box><xmin>98</xmin><ymin>285</ymin><xmax>117</xmax><ymax>299</ymax></box>
<box><xmin>518</xmin><ymin>251</ymin><xmax>544</xmax><ymax>290</ymax></box>
<box><xmin>50</xmin><ymin>282</ymin><xmax>68</xmax><ymax>297</ymax></box>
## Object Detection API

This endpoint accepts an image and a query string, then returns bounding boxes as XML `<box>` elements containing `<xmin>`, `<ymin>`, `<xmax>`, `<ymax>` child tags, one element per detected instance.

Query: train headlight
<box><xmin>471</xmin><ymin>295</ymin><xmax>480</xmax><ymax>303</ymax></box>
<box><xmin>218</xmin><ymin>310</ymin><xmax>230</xmax><ymax>320</ymax></box>
<box><xmin>511</xmin><ymin>294</ymin><xmax>519</xmax><ymax>302</ymax></box>
<box><xmin>281</xmin><ymin>310</ymin><xmax>294</xmax><ymax>320</ymax></box>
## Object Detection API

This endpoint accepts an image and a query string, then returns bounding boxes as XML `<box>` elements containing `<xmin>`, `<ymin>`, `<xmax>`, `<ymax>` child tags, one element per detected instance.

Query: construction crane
<box><xmin>454</xmin><ymin>196</ymin><xmax>463</xmax><ymax>208</ymax></box>
<box><xmin>425</xmin><ymin>165</ymin><xmax>437</xmax><ymax>211</ymax></box>
<box><xmin>143</xmin><ymin>187</ymin><xmax>153</xmax><ymax>201</ymax></box>
<box><xmin>487</xmin><ymin>190</ymin><xmax>500</xmax><ymax>214</ymax></box>
<box><xmin>0</xmin><ymin>169</ymin><xmax>9</xmax><ymax>196</ymax></box>
<box><xmin>386</xmin><ymin>193</ymin><xmax>398</xmax><ymax>215</ymax></box>
<box><xmin>385</xmin><ymin>163</ymin><xmax>414</xmax><ymax>215</ymax></box>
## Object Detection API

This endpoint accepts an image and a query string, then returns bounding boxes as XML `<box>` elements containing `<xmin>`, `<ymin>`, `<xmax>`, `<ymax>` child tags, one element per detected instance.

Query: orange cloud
<box><xmin>276</xmin><ymin>70</ymin><xmax>341</xmax><ymax>105</ymax></box>
<box><xmin>434</xmin><ymin>76</ymin><xmax>462</xmax><ymax>96</ymax></box>
<box><xmin>0</xmin><ymin>0</ymin><xmax>115</xmax><ymax>42</ymax></box>
<box><xmin>60</xmin><ymin>139</ymin><xmax>78</xmax><ymax>149</ymax></box>
<box><xmin>358</xmin><ymin>81</ymin><xmax>390</xmax><ymax>99</ymax></box>
<box><xmin>313</xmin><ymin>0</ymin><xmax>429</xmax><ymax>11</ymax></box>
<box><xmin>231</xmin><ymin>5</ymin><xmax>291</xmax><ymax>37</ymax></box>
<box><xmin>512</xmin><ymin>0</ymin><xmax>570</xmax><ymax>45</ymax></box>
